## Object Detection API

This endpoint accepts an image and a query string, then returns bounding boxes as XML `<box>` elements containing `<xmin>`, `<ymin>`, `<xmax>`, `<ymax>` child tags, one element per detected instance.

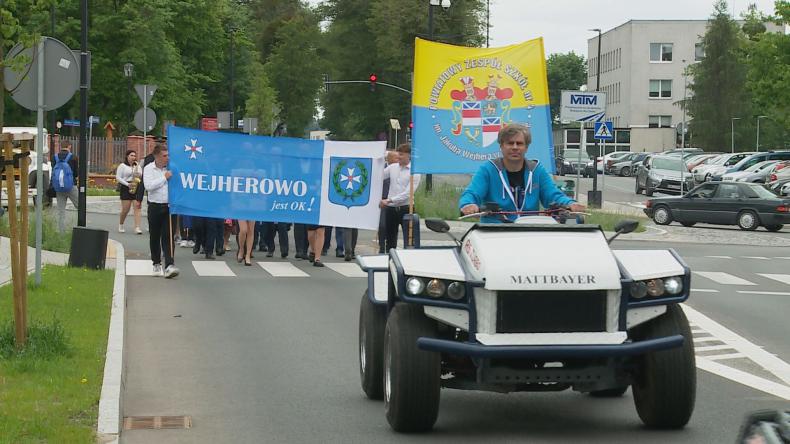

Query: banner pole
<box><xmin>408</xmin><ymin>175</ymin><xmax>414</xmax><ymax>248</ymax></box>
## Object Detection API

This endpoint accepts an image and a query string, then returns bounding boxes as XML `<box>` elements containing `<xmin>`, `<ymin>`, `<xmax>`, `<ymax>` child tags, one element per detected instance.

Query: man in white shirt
<box><xmin>143</xmin><ymin>143</ymin><xmax>179</xmax><ymax>278</ymax></box>
<box><xmin>380</xmin><ymin>143</ymin><xmax>421</xmax><ymax>252</ymax></box>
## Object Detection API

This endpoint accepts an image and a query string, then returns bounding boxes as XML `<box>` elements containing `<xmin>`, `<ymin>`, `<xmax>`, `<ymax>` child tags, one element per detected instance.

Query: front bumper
<box><xmin>417</xmin><ymin>335</ymin><xmax>684</xmax><ymax>359</ymax></box>
<box><xmin>649</xmin><ymin>179</ymin><xmax>694</xmax><ymax>194</ymax></box>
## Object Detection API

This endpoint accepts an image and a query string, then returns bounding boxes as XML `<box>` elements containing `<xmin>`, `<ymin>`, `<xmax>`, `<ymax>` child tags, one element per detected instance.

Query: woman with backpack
<box><xmin>116</xmin><ymin>149</ymin><xmax>143</xmax><ymax>234</ymax></box>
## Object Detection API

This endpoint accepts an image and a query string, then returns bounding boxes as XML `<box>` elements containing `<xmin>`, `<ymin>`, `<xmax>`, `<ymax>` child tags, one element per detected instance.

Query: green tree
<box><xmin>264</xmin><ymin>11</ymin><xmax>323</xmax><ymax>136</ymax></box>
<box><xmin>743</xmin><ymin>1</ymin><xmax>790</xmax><ymax>149</ymax></box>
<box><xmin>245</xmin><ymin>60</ymin><xmax>280</xmax><ymax>134</ymax></box>
<box><xmin>688</xmin><ymin>0</ymin><xmax>752</xmax><ymax>152</ymax></box>
<box><xmin>546</xmin><ymin>51</ymin><xmax>587</xmax><ymax>123</ymax></box>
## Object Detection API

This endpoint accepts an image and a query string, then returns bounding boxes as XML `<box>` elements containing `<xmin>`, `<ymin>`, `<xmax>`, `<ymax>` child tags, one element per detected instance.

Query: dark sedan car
<box><xmin>643</xmin><ymin>181</ymin><xmax>790</xmax><ymax>231</ymax></box>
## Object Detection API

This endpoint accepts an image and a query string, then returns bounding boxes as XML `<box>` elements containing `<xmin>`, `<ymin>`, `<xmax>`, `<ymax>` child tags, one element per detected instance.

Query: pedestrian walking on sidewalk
<box><xmin>116</xmin><ymin>149</ymin><xmax>143</xmax><ymax>234</ymax></box>
<box><xmin>53</xmin><ymin>141</ymin><xmax>79</xmax><ymax>233</ymax></box>
<box><xmin>143</xmin><ymin>143</ymin><xmax>180</xmax><ymax>278</ymax></box>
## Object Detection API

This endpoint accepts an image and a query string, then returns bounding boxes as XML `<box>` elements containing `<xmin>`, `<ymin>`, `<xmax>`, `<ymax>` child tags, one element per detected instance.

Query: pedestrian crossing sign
<box><xmin>594</xmin><ymin>121</ymin><xmax>614</xmax><ymax>141</ymax></box>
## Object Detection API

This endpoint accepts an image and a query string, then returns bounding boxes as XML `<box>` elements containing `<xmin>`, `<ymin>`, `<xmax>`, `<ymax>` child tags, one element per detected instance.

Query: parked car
<box><xmin>607</xmin><ymin>153</ymin><xmax>639</xmax><ymax>176</ymax></box>
<box><xmin>662</xmin><ymin>148</ymin><xmax>703</xmax><ymax>156</ymax></box>
<box><xmin>693</xmin><ymin>152</ymin><xmax>754</xmax><ymax>183</ymax></box>
<box><xmin>767</xmin><ymin>162</ymin><xmax>790</xmax><ymax>183</ymax></box>
<box><xmin>596</xmin><ymin>151</ymin><xmax>631</xmax><ymax>173</ymax></box>
<box><xmin>635</xmin><ymin>155</ymin><xmax>695</xmax><ymax>196</ymax></box>
<box><xmin>686</xmin><ymin>154</ymin><xmax>721</xmax><ymax>171</ymax></box>
<box><xmin>629</xmin><ymin>152</ymin><xmax>651</xmax><ymax>169</ymax></box>
<box><xmin>721</xmin><ymin>160</ymin><xmax>781</xmax><ymax>182</ymax></box>
<box><xmin>712</xmin><ymin>151</ymin><xmax>790</xmax><ymax>180</ymax></box>
<box><xmin>644</xmin><ymin>181</ymin><xmax>790</xmax><ymax>231</ymax></box>
<box><xmin>766</xmin><ymin>177</ymin><xmax>790</xmax><ymax>196</ymax></box>
<box><xmin>559</xmin><ymin>148</ymin><xmax>594</xmax><ymax>177</ymax></box>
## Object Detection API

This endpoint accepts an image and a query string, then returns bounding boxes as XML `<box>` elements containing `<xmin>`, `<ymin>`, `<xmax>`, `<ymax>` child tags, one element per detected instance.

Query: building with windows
<box><xmin>577</xmin><ymin>19</ymin><xmax>781</xmax><ymax>154</ymax></box>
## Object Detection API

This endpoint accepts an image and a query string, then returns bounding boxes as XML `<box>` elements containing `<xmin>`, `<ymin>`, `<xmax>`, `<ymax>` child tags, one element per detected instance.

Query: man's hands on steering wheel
<box><xmin>460</xmin><ymin>204</ymin><xmax>479</xmax><ymax>216</ymax></box>
<box><xmin>569</xmin><ymin>203</ymin><xmax>586</xmax><ymax>213</ymax></box>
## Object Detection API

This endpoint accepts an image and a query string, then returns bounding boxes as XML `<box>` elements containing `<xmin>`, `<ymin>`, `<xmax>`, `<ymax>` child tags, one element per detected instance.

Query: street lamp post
<box><xmin>588</xmin><ymin>28</ymin><xmax>602</xmax><ymax>208</ymax></box>
<box><xmin>731</xmin><ymin>117</ymin><xmax>741</xmax><ymax>153</ymax></box>
<box><xmin>756</xmin><ymin>115</ymin><xmax>768</xmax><ymax>151</ymax></box>
<box><xmin>680</xmin><ymin>60</ymin><xmax>688</xmax><ymax>192</ymax></box>
<box><xmin>426</xmin><ymin>0</ymin><xmax>451</xmax><ymax>192</ymax></box>
<box><xmin>123</xmin><ymin>62</ymin><xmax>134</xmax><ymax>133</ymax></box>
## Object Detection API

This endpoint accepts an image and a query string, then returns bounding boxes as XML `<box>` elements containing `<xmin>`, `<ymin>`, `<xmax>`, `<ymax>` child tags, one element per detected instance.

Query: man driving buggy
<box><xmin>459</xmin><ymin>123</ymin><xmax>586</xmax><ymax>223</ymax></box>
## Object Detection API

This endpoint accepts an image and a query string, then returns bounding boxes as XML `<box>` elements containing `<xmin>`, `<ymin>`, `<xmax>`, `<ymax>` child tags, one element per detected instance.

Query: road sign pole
<box><xmin>143</xmin><ymin>85</ymin><xmax>148</xmax><ymax>154</ymax></box>
<box><xmin>35</xmin><ymin>38</ymin><xmax>45</xmax><ymax>284</ymax></box>
<box><xmin>576</xmin><ymin>122</ymin><xmax>583</xmax><ymax>201</ymax></box>
<box><xmin>601</xmin><ymin>138</ymin><xmax>605</xmax><ymax>203</ymax></box>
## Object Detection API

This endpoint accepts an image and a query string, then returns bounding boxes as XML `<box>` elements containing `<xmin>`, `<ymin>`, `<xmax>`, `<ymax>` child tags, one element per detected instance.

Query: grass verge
<box><xmin>0</xmin><ymin>265</ymin><xmax>114</xmax><ymax>442</ymax></box>
<box><xmin>0</xmin><ymin>211</ymin><xmax>72</xmax><ymax>253</ymax></box>
<box><xmin>415</xmin><ymin>181</ymin><xmax>648</xmax><ymax>232</ymax></box>
<box><xmin>86</xmin><ymin>187</ymin><xmax>118</xmax><ymax>197</ymax></box>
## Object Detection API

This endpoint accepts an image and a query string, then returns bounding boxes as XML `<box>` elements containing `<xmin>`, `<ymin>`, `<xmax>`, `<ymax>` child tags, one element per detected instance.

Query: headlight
<box><xmin>447</xmin><ymin>282</ymin><xmax>465</xmax><ymax>300</ymax></box>
<box><xmin>664</xmin><ymin>276</ymin><xmax>683</xmax><ymax>295</ymax></box>
<box><xmin>646</xmin><ymin>279</ymin><xmax>665</xmax><ymax>297</ymax></box>
<box><xmin>426</xmin><ymin>279</ymin><xmax>446</xmax><ymax>298</ymax></box>
<box><xmin>630</xmin><ymin>281</ymin><xmax>648</xmax><ymax>299</ymax></box>
<box><xmin>406</xmin><ymin>277</ymin><xmax>424</xmax><ymax>295</ymax></box>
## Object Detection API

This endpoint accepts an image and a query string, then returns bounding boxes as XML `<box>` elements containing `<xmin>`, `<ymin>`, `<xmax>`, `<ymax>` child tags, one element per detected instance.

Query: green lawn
<box><xmin>0</xmin><ymin>265</ymin><xmax>114</xmax><ymax>443</ymax></box>
<box><xmin>86</xmin><ymin>187</ymin><xmax>118</xmax><ymax>197</ymax></box>
<box><xmin>0</xmin><ymin>211</ymin><xmax>72</xmax><ymax>253</ymax></box>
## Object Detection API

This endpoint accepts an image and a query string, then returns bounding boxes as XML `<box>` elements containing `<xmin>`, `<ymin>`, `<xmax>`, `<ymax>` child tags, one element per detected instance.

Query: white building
<box><xmin>580</xmin><ymin>19</ymin><xmax>782</xmax><ymax>153</ymax></box>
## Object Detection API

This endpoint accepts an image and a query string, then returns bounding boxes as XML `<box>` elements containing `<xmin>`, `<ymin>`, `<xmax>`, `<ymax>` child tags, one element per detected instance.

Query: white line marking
<box><xmin>742</xmin><ymin>256</ymin><xmax>770</xmax><ymax>260</ymax></box>
<box><xmin>706</xmin><ymin>352</ymin><xmax>748</xmax><ymax>361</ymax></box>
<box><xmin>125</xmin><ymin>259</ymin><xmax>155</xmax><ymax>276</ymax></box>
<box><xmin>705</xmin><ymin>255</ymin><xmax>733</xmax><ymax>259</ymax></box>
<box><xmin>692</xmin><ymin>289</ymin><xmax>719</xmax><ymax>293</ymax></box>
<box><xmin>192</xmin><ymin>261</ymin><xmax>235</xmax><ymax>277</ymax></box>
<box><xmin>695</xmin><ymin>344</ymin><xmax>736</xmax><ymax>352</ymax></box>
<box><xmin>775</xmin><ymin>257</ymin><xmax>790</xmax><ymax>260</ymax></box>
<box><xmin>694</xmin><ymin>271</ymin><xmax>757</xmax><ymax>286</ymax></box>
<box><xmin>736</xmin><ymin>291</ymin><xmax>790</xmax><ymax>296</ymax></box>
<box><xmin>644</xmin><ymin>225</ymin><xmax>667</xmax><ymax>235</ymax></box>
<box><xmin>696</xmin><ymin>357</ymin><xmax>790</xmax><ymax>401</ymax></box>
<box><xmin>257</xmin><ymin>262</ymin><xmax>309</xmax><ymax>277</ymax></box>
<box><xmin>757</xmin><ymin>273</ymin><xmax>790</xmax><ymax>285</ymax></box>
<box><xmin>324</xmin><ymin>263</ymin><xmax>366</xmax><ymax>278</ymax></box>
<box><xmin>682</xmin><ymin>304</ymin><xmax>790</xmax><ymax>386</ymax></box>
<box><xmin>693</xmin><ymin>336</ymin><xmax>721</xmax><ymax>343</ymax></box>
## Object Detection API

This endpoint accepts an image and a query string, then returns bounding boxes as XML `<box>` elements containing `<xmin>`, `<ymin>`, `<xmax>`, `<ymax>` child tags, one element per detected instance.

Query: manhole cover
<box><xmin>123</xmin><ymin>416</ymin><xmax>192</xmax><ymax>430</ymax></box>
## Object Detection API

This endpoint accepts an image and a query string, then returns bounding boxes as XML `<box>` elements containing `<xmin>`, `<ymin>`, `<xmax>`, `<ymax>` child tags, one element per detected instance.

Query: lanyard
<box><xmin>496</xmin><ymin>168</ymin><xmax>527</xmax><ymax>211</ymax></box>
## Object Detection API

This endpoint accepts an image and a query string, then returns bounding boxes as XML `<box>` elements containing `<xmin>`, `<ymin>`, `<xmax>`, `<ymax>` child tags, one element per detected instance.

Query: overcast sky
<box><xmin>309</xmin><ymin>0</ymin><xmax>780</xmax><ymax>56</ymax></box>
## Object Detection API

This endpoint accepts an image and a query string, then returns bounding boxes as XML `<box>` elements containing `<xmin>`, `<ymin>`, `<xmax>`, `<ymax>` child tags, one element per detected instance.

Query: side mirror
<box><xmin>425</xmin><ymin>218</ymin><xmax>450</xmax><ymax>233</ymax></box>
<box><xmin>614</xmin><ymin>220</ymin><xmax>639</xmax><ymax>235</ymax></box>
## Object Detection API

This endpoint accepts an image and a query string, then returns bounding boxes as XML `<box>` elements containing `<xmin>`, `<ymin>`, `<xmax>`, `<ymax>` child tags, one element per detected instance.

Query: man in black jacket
<box><xmin>53</xmin><ymin>141</ymin><xmax>79</xmax><ymax>232</ymax></box>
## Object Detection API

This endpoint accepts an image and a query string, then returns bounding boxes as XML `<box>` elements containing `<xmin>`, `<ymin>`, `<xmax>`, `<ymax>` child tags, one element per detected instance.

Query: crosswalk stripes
<box><xmin>757</xmin><ymin>273</ymin><xmax>790</xmax><ymax>285</ymax></box>
<box><xmin>126</xmin><ymin>260</ymin><xmax>156</xmax><ymax>276</ymax></box>
<box><xmin>324</xmin><ymin>263</ymin><xmax>367</xmax><ymax>278</ymax></box>
<box><xmin>693</xmin><ymin>271</ymin><xmax>757</xmax><ymax>286</ymax></box>
<box><xmin>257</xmin><ymin>262</ymin><xmax>310</xmax><ymax>277</ymax></box>
<box><xmin>193</xmin><ymin>261</ymin><xmax>236</xmax><ymax>277</ymax></box>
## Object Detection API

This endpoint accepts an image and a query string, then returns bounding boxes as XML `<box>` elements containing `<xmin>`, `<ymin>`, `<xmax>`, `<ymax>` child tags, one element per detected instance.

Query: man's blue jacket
<box><xmin>458</xmin><ymin>158</ymin><xmax>575</xmax><ymax>223</ymax></box>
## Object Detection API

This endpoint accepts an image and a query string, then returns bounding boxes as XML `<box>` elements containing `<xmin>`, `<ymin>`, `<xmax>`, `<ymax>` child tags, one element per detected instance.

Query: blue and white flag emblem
<box><xmin>328</xmin><ymin>157</ymin><xmax>372</xmax><ymax>208</ymax></box>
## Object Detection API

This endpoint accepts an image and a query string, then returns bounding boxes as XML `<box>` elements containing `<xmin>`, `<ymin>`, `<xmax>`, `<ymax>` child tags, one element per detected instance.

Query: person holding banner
<box><xmin>143</xmin><ymin>143</ymin><xmax>180</xmax><ymax>278</ymax></box>
<box><xmin>380</xmin><ymin>143</ymin><xmax>421</xmax><ymax>252</ymax></box>
<box><xmin>237</xmin><ymin>220</ymin><xmax>255</xmax><ymax>266</ymax></box>
<box><xmin>459</xmin><ymin>124</ymin><xmax>585</xmax><ymax>223</ymax></box>
<box><xmin>307</xmin><ymin>225</ymin><xmax>326</xmax><ymax>267</ymax></box>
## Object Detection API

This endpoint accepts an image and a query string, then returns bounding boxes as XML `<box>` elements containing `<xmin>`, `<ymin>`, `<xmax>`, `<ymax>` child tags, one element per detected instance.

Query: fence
<box><xmin>60</xmin><ymin>136</ymin><xmax>128</xmax><ymax>174</ymax></box>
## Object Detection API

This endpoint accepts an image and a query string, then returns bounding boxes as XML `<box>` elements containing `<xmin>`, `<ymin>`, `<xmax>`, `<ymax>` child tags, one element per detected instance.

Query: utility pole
<box><xmin>588</xmin><ymin>28</ymin><xmax>603</xmax><ymax>208</ymax></box>
<box><xmin>229</xmin><ymin>28</ymin><xmax>236</xmax><ymax>129</ymax></box>
<box><xmin>78</xmin><ymin>0</ymin><xmax>88</xmax><ymax>227</ymax></box>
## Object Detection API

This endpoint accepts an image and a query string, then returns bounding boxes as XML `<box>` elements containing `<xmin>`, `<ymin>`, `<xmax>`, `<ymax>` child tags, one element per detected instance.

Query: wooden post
<box><xmin>2</xmin><ymin>134</ymin><xmax>26</xmax><ymax>348</ymax></box>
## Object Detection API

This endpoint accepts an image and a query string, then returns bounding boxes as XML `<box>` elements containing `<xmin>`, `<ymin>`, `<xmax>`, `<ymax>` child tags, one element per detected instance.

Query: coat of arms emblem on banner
<box><xmin>329</xmin><ymin>157</ymin><xmax>371</xmax><ymax>208</ymax></box>
<box><xmin>450</xmin><ymin>75</ymin><xmax>514</xmax><ymax>148</ymax></box>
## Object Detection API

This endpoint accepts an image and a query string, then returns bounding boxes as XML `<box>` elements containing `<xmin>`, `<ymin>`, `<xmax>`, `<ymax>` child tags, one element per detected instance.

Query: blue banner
<box><xmin>167</xmin><ymin>127</ymin><xmax>386</xmax><ymax>229</ymax></box>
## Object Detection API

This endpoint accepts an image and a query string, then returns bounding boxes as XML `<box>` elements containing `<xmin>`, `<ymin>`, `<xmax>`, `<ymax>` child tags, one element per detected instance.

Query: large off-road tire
<box><xmin>589</xmin><ymin>386</ymin><xmax>629</xmax><ymax>397</ymax></box>
<box><xmin>359</xmin><ymin>292</ymin><xmax>387</xmax><ymax>400</ymax></box>
<box><xmin>621</xmin><ymin>166</ymin><xmax>632</xmax><ymax>177</ymax></box>
<box><xmin>652</xmin><ymin>206</ymin><xmax>673</xmax><ymax>225</ymax></box>
<box><xmin>737</xmin><ymin>210</ymin><xmax>759</xmax><ymax>231</ymax></box>
<box><xmin>765</xmin><ymin>224</ymin><xmax>784</xmax><ymax>232</ymax></box>
<box><xmin>631</xmin><ymin>305</ymin><xmax>696</xmax><ymax>429</ymax></box>
<box><xmin>384</xmin><ymin>303</ymin><xmax>440</xmax><ymax>433</ymax></box>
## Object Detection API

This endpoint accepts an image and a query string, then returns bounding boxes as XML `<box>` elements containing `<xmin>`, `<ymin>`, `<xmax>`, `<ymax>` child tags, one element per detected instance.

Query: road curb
<box><xmin>96</xmin><ymin>239</ymin><xmax>126</xmax><ymax>444</ymax></box>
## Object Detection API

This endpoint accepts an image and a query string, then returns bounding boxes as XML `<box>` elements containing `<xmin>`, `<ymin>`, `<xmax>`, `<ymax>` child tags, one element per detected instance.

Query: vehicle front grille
<box><xmin>496</xmin><ymin>290</ymin><xmax>607</xmax><ymax>333</ymax></box>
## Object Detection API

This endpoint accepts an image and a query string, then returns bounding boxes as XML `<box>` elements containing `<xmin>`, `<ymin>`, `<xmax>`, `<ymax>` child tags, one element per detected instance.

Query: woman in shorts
<box><xmin>116</xmin><ymin>149</ymin><xmax>143</xmax><ymax>234</ymax></box>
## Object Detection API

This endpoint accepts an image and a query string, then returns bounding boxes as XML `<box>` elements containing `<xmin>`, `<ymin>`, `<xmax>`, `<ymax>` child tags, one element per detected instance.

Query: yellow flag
<box><xmin>411</xmin><ymin>37</ymin><xmax>553</xmax><ymax>173</ymax></box>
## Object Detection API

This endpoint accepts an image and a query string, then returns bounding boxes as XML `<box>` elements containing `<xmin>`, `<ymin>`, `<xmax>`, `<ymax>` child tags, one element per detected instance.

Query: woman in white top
<box><xmin>116</xmin><ymin>150</ymin><xmax>143</xmax><ymax>234</ymax></box>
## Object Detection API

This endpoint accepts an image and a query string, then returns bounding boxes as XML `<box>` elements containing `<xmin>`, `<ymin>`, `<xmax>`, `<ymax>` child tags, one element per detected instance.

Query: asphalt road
<box><xmin>77</xmin><ymin>210</ymin><xmax>790</xmax><ymax>443</ymax></box>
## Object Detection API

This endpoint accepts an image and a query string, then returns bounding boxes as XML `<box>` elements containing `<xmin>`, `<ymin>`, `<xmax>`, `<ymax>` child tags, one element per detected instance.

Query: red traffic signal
<box><xmin>369</xmin><ymin>73</ymin><xmax>377</xmax><ymax>91</ymax></box>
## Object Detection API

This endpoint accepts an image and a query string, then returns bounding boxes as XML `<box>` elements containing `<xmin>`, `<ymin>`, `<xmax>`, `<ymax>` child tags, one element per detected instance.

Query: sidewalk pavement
<box><xmin>0</xmin><ymin>237</ymin><xmax>69</xmax><ymax>287</ymax></box>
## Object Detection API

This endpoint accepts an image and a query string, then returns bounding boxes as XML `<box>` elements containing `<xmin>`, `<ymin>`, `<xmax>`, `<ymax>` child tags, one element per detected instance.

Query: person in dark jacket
<box><xmin>54</xmin><ymin>141</ymin><xmax>79</xmax><ymax>232</ymax></box>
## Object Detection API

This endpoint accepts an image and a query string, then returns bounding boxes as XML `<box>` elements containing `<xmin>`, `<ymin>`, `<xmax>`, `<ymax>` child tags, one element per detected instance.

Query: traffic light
<box><xmin>369</xmin><ymin>73</ymin><xmax>377</xmax><ymax>92</ymax></box>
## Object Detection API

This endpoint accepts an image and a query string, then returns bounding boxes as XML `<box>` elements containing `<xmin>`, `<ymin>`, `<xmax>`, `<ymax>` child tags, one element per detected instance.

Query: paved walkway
<box><xmin>0</xmin><ymin>237</ymin><xmax>70</xmax><ymax>286</ymax></box>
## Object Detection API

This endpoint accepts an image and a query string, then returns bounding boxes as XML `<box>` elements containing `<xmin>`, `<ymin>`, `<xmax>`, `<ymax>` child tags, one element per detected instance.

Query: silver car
<box><xmin>635</xmin><ymin>155</ymin><xmax>695</xmax><ymax>196</ymax></box>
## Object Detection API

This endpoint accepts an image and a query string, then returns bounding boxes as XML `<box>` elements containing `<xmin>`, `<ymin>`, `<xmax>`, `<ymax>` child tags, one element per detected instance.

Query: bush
<box><xmin>0</xmin><ymin>210</ymin><xmax>72</xmax><ymax>253</ymax></box>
